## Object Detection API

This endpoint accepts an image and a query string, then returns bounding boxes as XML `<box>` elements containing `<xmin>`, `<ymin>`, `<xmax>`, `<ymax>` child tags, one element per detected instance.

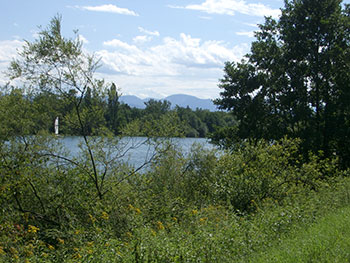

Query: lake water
<box><xmin>58</xmin><ymin>136</ymin><xmax>214</xmax><ymax>169</ymax></box>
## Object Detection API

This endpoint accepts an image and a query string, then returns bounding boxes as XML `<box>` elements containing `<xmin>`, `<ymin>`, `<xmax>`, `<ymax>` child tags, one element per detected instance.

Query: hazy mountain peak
<box><xmin>119</xmin><ymin>94</ymin><xmax>217</xmax><ymax>111</ymax></box>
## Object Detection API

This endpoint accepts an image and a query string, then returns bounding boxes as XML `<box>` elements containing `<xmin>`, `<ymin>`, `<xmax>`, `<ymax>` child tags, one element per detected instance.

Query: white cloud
<box><xmin>76</xmin><ymin>4</ymin><xmax>138</xmax><ymax>16</ymax></box>
<box><xmin>78</xmin><ymin>34</ymin><xmax>89</xmax><ymax>44</ymax></box>
<box><xmin>236</xmin><ymin>31</ymin><xmax>255</xmax><ymax>37</ymax></box>
<box><xmin>133</xmin><ymin>35</ymin><xmax>152</xmax><ymax>44</ymax></box>
<box><xmin>99</xmin><ymin>33</ymin><xmax>247</xmax><ymax>77</ymax></box>
<box><xmin>0</xmin><ymin>40</ymin><xmax>24</xmax><ymax>85</ymax></box>
<box><xmin>0</xmin><ymin>39</ymin><xmax>23</xmax><ymax>63</ymax></box>
<box><xmin>138</xmin><ymin>27</ymin><xmax>160</xmax><ymax>37</ymax></box>
<box><xmin>96</xmin><ymin>34</ymin><xmax>249</xmax><ymax>98</ymax></box>
<box><xmin>170</xmin><ymin>0</ymin><xmax>280</xmax><ymax>18</ymax></box>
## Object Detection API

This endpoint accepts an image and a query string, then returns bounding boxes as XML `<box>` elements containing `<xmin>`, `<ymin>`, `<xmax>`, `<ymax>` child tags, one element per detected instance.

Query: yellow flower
<box><xmin>74</xmin><ymin>230</ymin><xmax>80</xmax><ymax>235</ymax></box>
<box><xmin>13</xmin><ymin>254</ymin><xmax>19</xmax><ymax>259</ymax></box>
<box><xmin>172</xmin><ymin>217</ymin><xmax>177</xmax><ymax>222</ymax></box>
<box><xmin>87</xmin><ymin>249</ymin><xmax>93</xmax><ymax>254</ymax></box>
<box><xmin>41</xmin><ymin>252</ymin><xmax>48</xmax><ymax>258</ymax></box>
<box><xmin>134</xmin><ymin>208</ymin><xmax>141</xmax><ymax>214</ymax></box>
<box><xmin>73</xmin><ymin>248</ymin><xmax>79</xmax><ymax>252</ymax></box>
<box><xmin>0</xmin><ymin>246</ymin><xmax>5</xmax><ymax>255</ymax></box>
<box><xmin>28</xmin><ymin>225</ymin><xmax>40</xmax><ymax>233</ymax></box>
<box><xmin>10</xmin><ymin>247</ymin><xmax>18</xmax><ymax>255</ymax></box>
<box><xmin>48</xmin><ymin>244</ymin><xmax>55</xmax><ymax>250</ymax></box>
<box><xmin>87</xmin><ymin>241</ymin><xmax>94</xmax><ymax>247</ymax></box>
<box><xmin>101</xmin><ymin>211</ymin><xmax>109</xmax><ymax>220</ymax></box>
<box><xmin>25</xmin><ymin>250</ymin><xmax>34</xmax><ymax>257</ymax></box>
<box><xmin>157</xmin><ymin>221</ymin><xmax>165</xmax><ymax>230</ymax></box>
<box><xmin>27</xmin><ymin>243</ymin><xmax>34</xmax><ymax>250</ymax></box>
<box><xmin>57</xmin><ymin>238</ymin><xmax>64</xmax><ymax>245</ymax></box>
<box><xmin>192</xmin><ymin>209</ymin><xmax>198</xmax><ymax>215</ymax></box>
<box><xmin>199</xmin><ymin>217</ymin><xmax>208</xmax><ymax>224</ymax></box>
<box><xmin>73</xmin><ymin>253</ymin><xmax>82</xmax><ymax>259</ymax></box>
<box><xmin>88</xmin><ymin>214</ymin><xmax>96</xmax><ymax>223</ymax></box>
<box><xmin>128</xmin><ymin>204</ymin><xmax>134</xmax><ymax>210</ymax></box>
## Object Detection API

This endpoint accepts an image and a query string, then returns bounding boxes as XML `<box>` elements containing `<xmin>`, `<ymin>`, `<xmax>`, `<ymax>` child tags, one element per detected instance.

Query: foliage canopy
<box><xmin>215</xmin><ymin>0</ymin><xmax>350</xmax><ymax>168</ymax></box>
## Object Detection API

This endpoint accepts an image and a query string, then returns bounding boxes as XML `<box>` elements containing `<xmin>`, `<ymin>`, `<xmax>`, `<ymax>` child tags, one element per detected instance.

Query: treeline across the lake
<box><xmin>2</xmin><ymin>0</ymin><xmax>350</xmax><ymax>261</ymax></box>
<box><xmin>0</xmin><ymin>85</ymin><xmax>235</xmax><ymax>139</ymax></box>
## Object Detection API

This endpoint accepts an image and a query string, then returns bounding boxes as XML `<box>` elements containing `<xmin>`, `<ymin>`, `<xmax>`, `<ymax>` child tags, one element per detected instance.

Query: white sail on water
<box><xmin>54</xmin><ymin>117</ymin><xmax>59</xmax><ymax>135</ymax></box>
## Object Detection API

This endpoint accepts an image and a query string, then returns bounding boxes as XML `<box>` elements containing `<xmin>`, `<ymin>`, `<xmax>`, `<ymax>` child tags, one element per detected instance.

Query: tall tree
<box><xmin>8</xmin><ymin>15</ymin><xmax>108</xmax><ymax>198</ymax></box>
<box><xmin>215</xmin><ymin>0</ymin><xmax>350</xmax><ymax>167</ymax></box>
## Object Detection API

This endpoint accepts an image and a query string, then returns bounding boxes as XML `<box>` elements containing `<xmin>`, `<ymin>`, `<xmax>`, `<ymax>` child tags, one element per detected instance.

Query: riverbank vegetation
<box><xmin>2</xmin><ymin>0</ymin><xmax>350</xmax><ymax>261</ymax></box>
<box><xmin>0</xmin><ymin>85</ymin><xmax>235</xmax><ymax>139</ymax></box>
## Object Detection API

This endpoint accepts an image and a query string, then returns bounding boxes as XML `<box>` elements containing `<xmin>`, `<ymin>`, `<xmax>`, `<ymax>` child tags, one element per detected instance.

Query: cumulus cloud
<box><xmin>96</xmin><ymin>33</ymin><xmax>250</xmax><ymax>98</ymax></box>
<box><xmin>169</xmin><ymin>0</ymin><xmax>280</xmax><ymax>18</ymax></box>
<box><xmin>78</xmin><ymin>34</ymin><xmax>89</xmax><ymax>44</ymax></box>
<box><xmin>75</xmin><ymin>4</ymin><xmax>138</xmax><ymax>16</ymax></box>
<box><xmin>0</xmin><ymin>40</ymin><xmax>23</xmax><ymax>62</ymax></box>
<box><xmin>0</xmin><ymin>39</ymin><xmax>24</xmax><ymax>85</ymax></box>
<box><xmin>98</xmin><ymin>33</ymin><xmax>247</xmax><ymax>76</ymax></box>
<box><xmin>133</xmin><ymin>35</ymin><xmax>152</xmax><ymax>44</ymax></box>
<box><xmin>138</xmin><ymin>27</ymin><xmax>160</xmax><ymax>37</ymax></box>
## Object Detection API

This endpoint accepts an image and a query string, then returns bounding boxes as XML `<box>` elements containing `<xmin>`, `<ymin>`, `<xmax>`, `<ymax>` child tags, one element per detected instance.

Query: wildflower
<box><xmin>0</xmin><ymin>246</ymin><xmax>5</xmax><ymax>255</ymax></box>
<box><xmin>41</xmin><ymin>252</ymin><xmax>48</xmax><ymax>258</ymax></box>
<box><xmin>73</xmin><ymin>253</ymin><xmax>82</xmax><ymax>259</ymax></box>
<box><xmin>26</xmin><ymin>244</ymin><xmax>34</xmax><ymax>250</ymax></box>
<box><xmin>199</xmin><ymin>217</ymin><xmax>208</xmax><ymax>224</ymax></box>
<box><xmin>73</xmin><ymin>248</ymin><xmax>79</xmax><ymax>252</ymax></box>
<box><xmin>87</xmin><ymin>241</ymin><xmax>94</xmax><ymax>247</ymax></box>
<box><xmin>13</xmin><ymin>254</ymin><xmax>19</xmax><ymax>259</ymax></box>
<box><xmin>87</xmin><ymin>249</ymin><xmax>93</xmax><ymax>254</ymax></box>
<box><xmin>104</xmin><ymin>242</ymin><xmax>110</xmax><ymax>247</ymax></box>
<box><xmin>58</xmin><ymin>238</ymin><xmax>64</xmax><ymax>245</ymax></box>
<box><xmin>101</xmin><ymin>211</ymin><xmax>109</xmax><ymax>220</ymax></box>
<box><xmin>89</xmin><ymin>214</ymin><xmax>96</xmax><ymax>223</ymax></box>
<box><xmin>47</xmin><ymin>244</ymin><xmax>55</xmax><ymax>250</ymax></box>
<box><xmin>128</xmin><ymin>204</ymin><xmax>134</xmax><ymax>210</ymax></box>
<box><xmin>74</xmin><ymin>230</ymin><xmax>80</xmax><ymax>235</ymax></box>
<box><xmin>28</xmin><ymin>225</ymin><xmax>39</xmax><ymax>233</ymax></box>
<box><xmin>192</xmin><ymin>209</ymin><xmax>198</xmax><ymax>215</ymax></box>
<box><xmin>25</xmin><ymin>250</ymin><xmax>34</xmax><ymax>257</ymax></box>
<box><xmin>172</xmin><ymin>217</ymin><xmax>177</xmax><ymax>222</ymax></box>
<box><xmin>10</xmin><ymin>247</ymin><xmax>18</xmax><ymax>255</ymax></box>
<box><xmin>157</xmin><ymin>221</ymin><xmax>165</xmax><ymax>230</ymax></box>
<box><xmin>134</xmin><ymin>208</ymin><xmax>141</xmax><ymax>214</ymax></box>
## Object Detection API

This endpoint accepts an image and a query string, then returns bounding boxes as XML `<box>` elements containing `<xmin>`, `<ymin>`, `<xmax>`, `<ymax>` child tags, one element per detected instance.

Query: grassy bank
<box><xmin>1</xmin><ymin>138</ymin><xmax>349</xmax><ymax>262</ymax></box>
<box><xmin>252</xmin><ymin>206</ymin><xmax>350</xmax><ymax>263</ymax></box>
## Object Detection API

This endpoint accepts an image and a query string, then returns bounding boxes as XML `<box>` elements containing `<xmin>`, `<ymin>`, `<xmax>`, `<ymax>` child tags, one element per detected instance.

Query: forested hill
<box><xmin>120</xmin><ymin>94</ymin><xmax>217</xmax><ymax>111</ymax></box>
<box><xmin>0</xmin><ymin>87</ymin><xmax>234</xmax><ymax>138</ymax></box>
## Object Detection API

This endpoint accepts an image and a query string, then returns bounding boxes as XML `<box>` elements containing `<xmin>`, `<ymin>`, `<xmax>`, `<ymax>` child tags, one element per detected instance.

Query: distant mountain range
<box><xmin>119</xmin><ymin>94</ymin><xmax>218</xmax><ymax>111</ymax></box>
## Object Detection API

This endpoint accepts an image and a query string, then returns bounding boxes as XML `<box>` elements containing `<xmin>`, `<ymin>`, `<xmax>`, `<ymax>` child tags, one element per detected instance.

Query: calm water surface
<box><xmin>58</xmin><ymin>136</ymin><xmax>214</xmax><ymax>168</ymax></box>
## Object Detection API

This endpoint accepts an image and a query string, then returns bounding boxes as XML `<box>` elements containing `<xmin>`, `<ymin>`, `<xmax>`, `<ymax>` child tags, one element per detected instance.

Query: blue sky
<box><xmin>2</xmin><ymin>0</ymin><xmax>286</xmax><ymax>99</ymax></box>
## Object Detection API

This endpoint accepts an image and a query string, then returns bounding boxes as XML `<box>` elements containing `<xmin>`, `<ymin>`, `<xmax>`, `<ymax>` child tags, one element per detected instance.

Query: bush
<box><xmin>211</xmin><ymin>138</ymin><xmax>340</xmax><ymax>212</ymax></box>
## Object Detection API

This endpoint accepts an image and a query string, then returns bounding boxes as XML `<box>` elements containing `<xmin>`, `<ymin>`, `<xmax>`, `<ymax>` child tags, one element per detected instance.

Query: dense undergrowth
<box><xmin>1</xmin><ymin>137</ymin><xmax>349</xmax><ymax>262</ymax></box>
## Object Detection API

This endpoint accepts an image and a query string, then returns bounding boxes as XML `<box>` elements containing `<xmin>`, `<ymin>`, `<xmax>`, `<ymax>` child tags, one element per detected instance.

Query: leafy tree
<box><xmin>144</xmin><ymin>99</ymin><xmax>171</xmax><ymax>119</ymax></box>
<box><xmin>7</xmin><ymin>15</ymin><xmax>109</xmax><ymax>199</ymax></box>
<box><xmin>215</xmin><ymin>0</ymin><xmax>350</xmax><ymax>167</ymax></box>
<box><xmin>105</xmin><ymin>83</ymin><xmax>121</xmax><ymax>134</ymax></box>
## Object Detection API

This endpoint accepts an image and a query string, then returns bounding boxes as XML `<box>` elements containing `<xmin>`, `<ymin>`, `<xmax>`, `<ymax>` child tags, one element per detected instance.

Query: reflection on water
<box><xmin>58</xmin><ymin>136</ymin><xmax>214</xmax><ymax>169</ymax></box>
